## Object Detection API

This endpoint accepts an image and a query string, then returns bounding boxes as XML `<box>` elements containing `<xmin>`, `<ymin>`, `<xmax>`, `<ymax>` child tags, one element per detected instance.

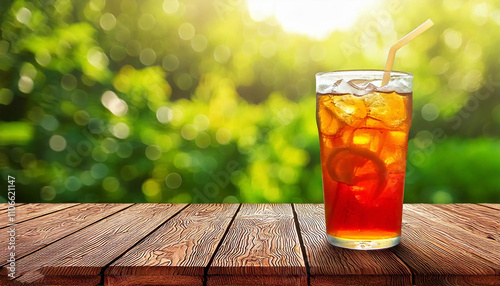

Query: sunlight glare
<box><xmin>246</xmin><ymin>0</ymin><xmax>381</xmax><ymax>40</ymax></box>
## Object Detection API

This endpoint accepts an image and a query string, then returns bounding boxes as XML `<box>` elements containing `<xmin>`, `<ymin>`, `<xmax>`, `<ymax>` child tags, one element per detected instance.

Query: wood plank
<box><xmin>105</xmin><ymin>275</ymin><xmax>204</xmax><ymax>286</ymax></box>
<box><xmin>405</xmin><ymin>205</ymin><xmax>500</xmax><ymax>267</ymax></box>
<box><xmin>0</xmin><ymin>203</ymin><xmax>24</xmax><ymax>211</ymax></box>
<box><xmin>208</xmin><ymin>275</ymin><xmax>306</xmax><ymax>286</ymax></box>
<box><xmin>294</xmin><ymin>204</ymin><xmax>411</xmax><ymax>285</ymax></box>
<box><xmin>480</xmin><ymin>203</ymin><xmax>500</xmax><ymax>211</ymax></box>
<box><xmin>391</xmin><ymin>204</ymin><xmax>500</xmax><ymax>285</ymax></box>
<box><xmin>414</xmin><ymin>204</ymin><xmax>499</xmax><ymax>241</ymax></box>
<box><xmin>0</xmin><ymin>203</ymin><xmax>78</xmax><ymax>229</ymax></box>
<box><xmin>207</xmin><ymin>204</ymin><xmax>306</xmax><ymax>286</ymax></box>
<box><xmin>105</xmin><ymin>204</ymin><xmax>239</xmax><ymax>286</ymax></box>
<box><xmin>0</xmin><ymin>204</ymin><xmax>132</xmax><ymax>263</ymax></box>
<box><xmin>0</xmin><ymin>203</ymin><xmax>187</xmax><ymax>285</ymax></box>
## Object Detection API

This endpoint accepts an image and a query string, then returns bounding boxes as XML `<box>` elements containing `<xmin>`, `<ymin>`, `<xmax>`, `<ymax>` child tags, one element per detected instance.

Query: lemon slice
<box><xmin>326</xmin><ymin>147</ymin><xmax>388</xmax><ymax>199</ymax></box>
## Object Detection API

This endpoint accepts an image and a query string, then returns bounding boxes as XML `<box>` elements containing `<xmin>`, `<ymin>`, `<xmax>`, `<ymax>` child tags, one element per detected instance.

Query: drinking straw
<box><xmin>381</xmin><ymin>19</ymin><xmax>434</xmax><ymax>86</ymax></box>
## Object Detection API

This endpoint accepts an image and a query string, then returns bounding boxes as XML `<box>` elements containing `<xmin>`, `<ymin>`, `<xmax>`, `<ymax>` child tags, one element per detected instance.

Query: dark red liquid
<box><xmin>323</xmin><ymin>172</ymin><xmax>405</xmax><ymax>239</ymax></box>
<box><xmin>317</xmin><ymin>92</ymin><xmax>412</xmax><ymax>240</ymax></box>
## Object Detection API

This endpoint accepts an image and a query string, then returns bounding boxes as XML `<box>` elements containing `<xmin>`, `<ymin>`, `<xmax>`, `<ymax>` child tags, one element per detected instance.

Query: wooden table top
<box><xmin>0</xmin><ymin>203</ymin><xmax>498</xmax><ymax>285</ymax></box>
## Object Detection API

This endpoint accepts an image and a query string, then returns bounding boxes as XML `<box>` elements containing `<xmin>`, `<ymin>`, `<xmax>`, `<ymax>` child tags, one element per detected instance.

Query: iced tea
<box><xmin>316</xmin><ymin>70</ymin><xmax>413</xmax><ymax>249</ymax></box>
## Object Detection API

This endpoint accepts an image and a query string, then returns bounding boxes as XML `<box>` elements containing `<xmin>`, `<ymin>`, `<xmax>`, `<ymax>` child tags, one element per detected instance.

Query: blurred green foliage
<box><xmin>0</xmin><ymin>0</ymin><xmax>499</xmax><ymax>203</ymax></box>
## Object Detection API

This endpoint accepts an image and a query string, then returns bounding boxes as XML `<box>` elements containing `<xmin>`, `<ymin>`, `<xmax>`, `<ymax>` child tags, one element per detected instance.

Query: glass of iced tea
<box><xmin>316</xmin><ymin>70</ymin><xmax>412</xmax><ymax>250</ymax></box>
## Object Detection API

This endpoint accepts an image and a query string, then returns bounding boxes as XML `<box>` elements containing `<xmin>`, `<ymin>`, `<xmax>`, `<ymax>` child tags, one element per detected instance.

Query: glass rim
<box><xmin>316</xmin><ymin>69</ymin><xmax>413</xmax><ymax>78</ymax></box>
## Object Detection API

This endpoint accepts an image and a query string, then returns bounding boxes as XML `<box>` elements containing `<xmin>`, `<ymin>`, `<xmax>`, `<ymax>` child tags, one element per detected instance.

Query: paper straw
<box><xmin>381</xmin><ymin>19</ymin><xmax>434</xmax><ymax>86</ymax></box>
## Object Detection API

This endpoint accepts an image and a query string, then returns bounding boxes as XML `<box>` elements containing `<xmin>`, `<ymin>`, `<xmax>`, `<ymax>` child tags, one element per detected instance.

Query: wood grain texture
<box><xmin>105</xmin><ymin>204</ymin><xmax>240</xmax><ymax>286</ymax></box>
<box><xmin>294</xmin><ymin>204</ymin><xmax>411</xmax><ymax>286</ymax></box>
<box><xmin>208</xmin><ymin>275</ymin><xmax>306</xmax><ymax>286</ymax></box>
<box><xmin>105</xmin><ymin>275</ymin><xmax>202</xmax><ymax>286</ymax></box>
<box><xmin>405</xmin><ymin>205</ymin><xmax>500</xmax><ymax>267</ymax></box>
<box><xmin>0</xmin><ymin>203</ymin><xmax>498</xmax><ymax>286</ymax></box>
<box><xmin>4</xmin><ymin>272</ymin><xmax>101</xmax><ymax>286</ymax></box>
<box><xmin>416</xmin><ymin>204</ymin><xmax>499</xmax><ymax>241</ymax></box>
<box><xmin>0</xmin><ymin>203</ymin><xmax>132</xmax><ymax>264</ymax></box>
<box><xmin>0</xmin><ymin>203</ymin><xmax>186</xmax><ymax>285</ymax></box>
<box><xmin>207</xmin><ymin>204</ymin><xmax>306</xmax><ymax>286</ymax></box>
<box><xmin>0</xmin><ymin>203</ymin><xmax>23</xmax><ymax>211</ymax></box>
<box><xmin>0</xmin><ymin>203</ymin><xmax>78</xmax><ymax>229</ymax></box>
<box><xmin>480</xmin><ymin>203</ymin><xmax>500</xmax><ymax>211</ymax></box>
<box><xmin>392</xmin><ymin>204</ymin><xmax>500</xmax><ymax>285</ymax></box>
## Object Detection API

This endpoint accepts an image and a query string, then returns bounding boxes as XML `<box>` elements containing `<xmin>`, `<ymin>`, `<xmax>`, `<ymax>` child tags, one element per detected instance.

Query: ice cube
<box><xmin>364</xmin><ymin>92</ymin><xmax>406</xmax><ymax>128</ymax></box>
<box><xmin>347</xmin><ymin>80</ymin><xmax>377</xmax><ymax>95</ymax></box>
<box><xmin>352</xmin><ymin>128</ymin><xmax>388</xmax><ymax>154</ymax></box>
<box><xmin>332</xmin><ymin>79</ymin><xmax>377</xmax><ymax>96</ymax></box>
<box><xmin>332</xmin><ymin>79</ymin><xmax>343</xmax><ymax>87</ymax></box>
<box><xmin>332</xmin><ymin>94</ymin><xmax>367</xmax><ymax>126</ymax></box>
<box><xmin>380</xmin><ymin>131</ymin><xmax>408</xmax><ymax>173</ymax></box>
<box><xmin>317</xmin><ymin>84</ymin><xmax>333</xmax><ymax>94</ymax></box>
<box><xmin>331</xmin><ymin>79</ymin><xmax>348</xmax><ymax>94</ymax></box>
<box><xmin>377</xmin><ymin>78</ymin><xmax>411</xmax><ymax>93</ymax></box>
<box><xmin>317</xmin><ymin>95</ymin><xmax>345</xmax><ymax>135</ymax></box>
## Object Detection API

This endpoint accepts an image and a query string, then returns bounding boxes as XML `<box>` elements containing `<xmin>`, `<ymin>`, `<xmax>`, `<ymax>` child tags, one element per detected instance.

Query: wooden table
<box><xmin>0</xmin><ymin>203</ymin><xmax>498</xmax><ymax>285</ymax></box>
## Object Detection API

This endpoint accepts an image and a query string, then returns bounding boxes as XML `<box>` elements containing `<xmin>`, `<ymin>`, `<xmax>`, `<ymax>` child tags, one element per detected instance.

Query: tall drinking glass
<box><xmin>316</xmin><ymin>70</ymin><xmax>413</xmax><ymax>250</ymax></box>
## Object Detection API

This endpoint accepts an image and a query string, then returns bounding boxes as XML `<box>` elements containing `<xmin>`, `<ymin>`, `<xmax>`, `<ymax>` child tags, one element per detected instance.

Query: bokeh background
<box><xmin>1</xmin><ymin>0</ymin><xmax>499</xmax><ymax>203</ymax></box>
